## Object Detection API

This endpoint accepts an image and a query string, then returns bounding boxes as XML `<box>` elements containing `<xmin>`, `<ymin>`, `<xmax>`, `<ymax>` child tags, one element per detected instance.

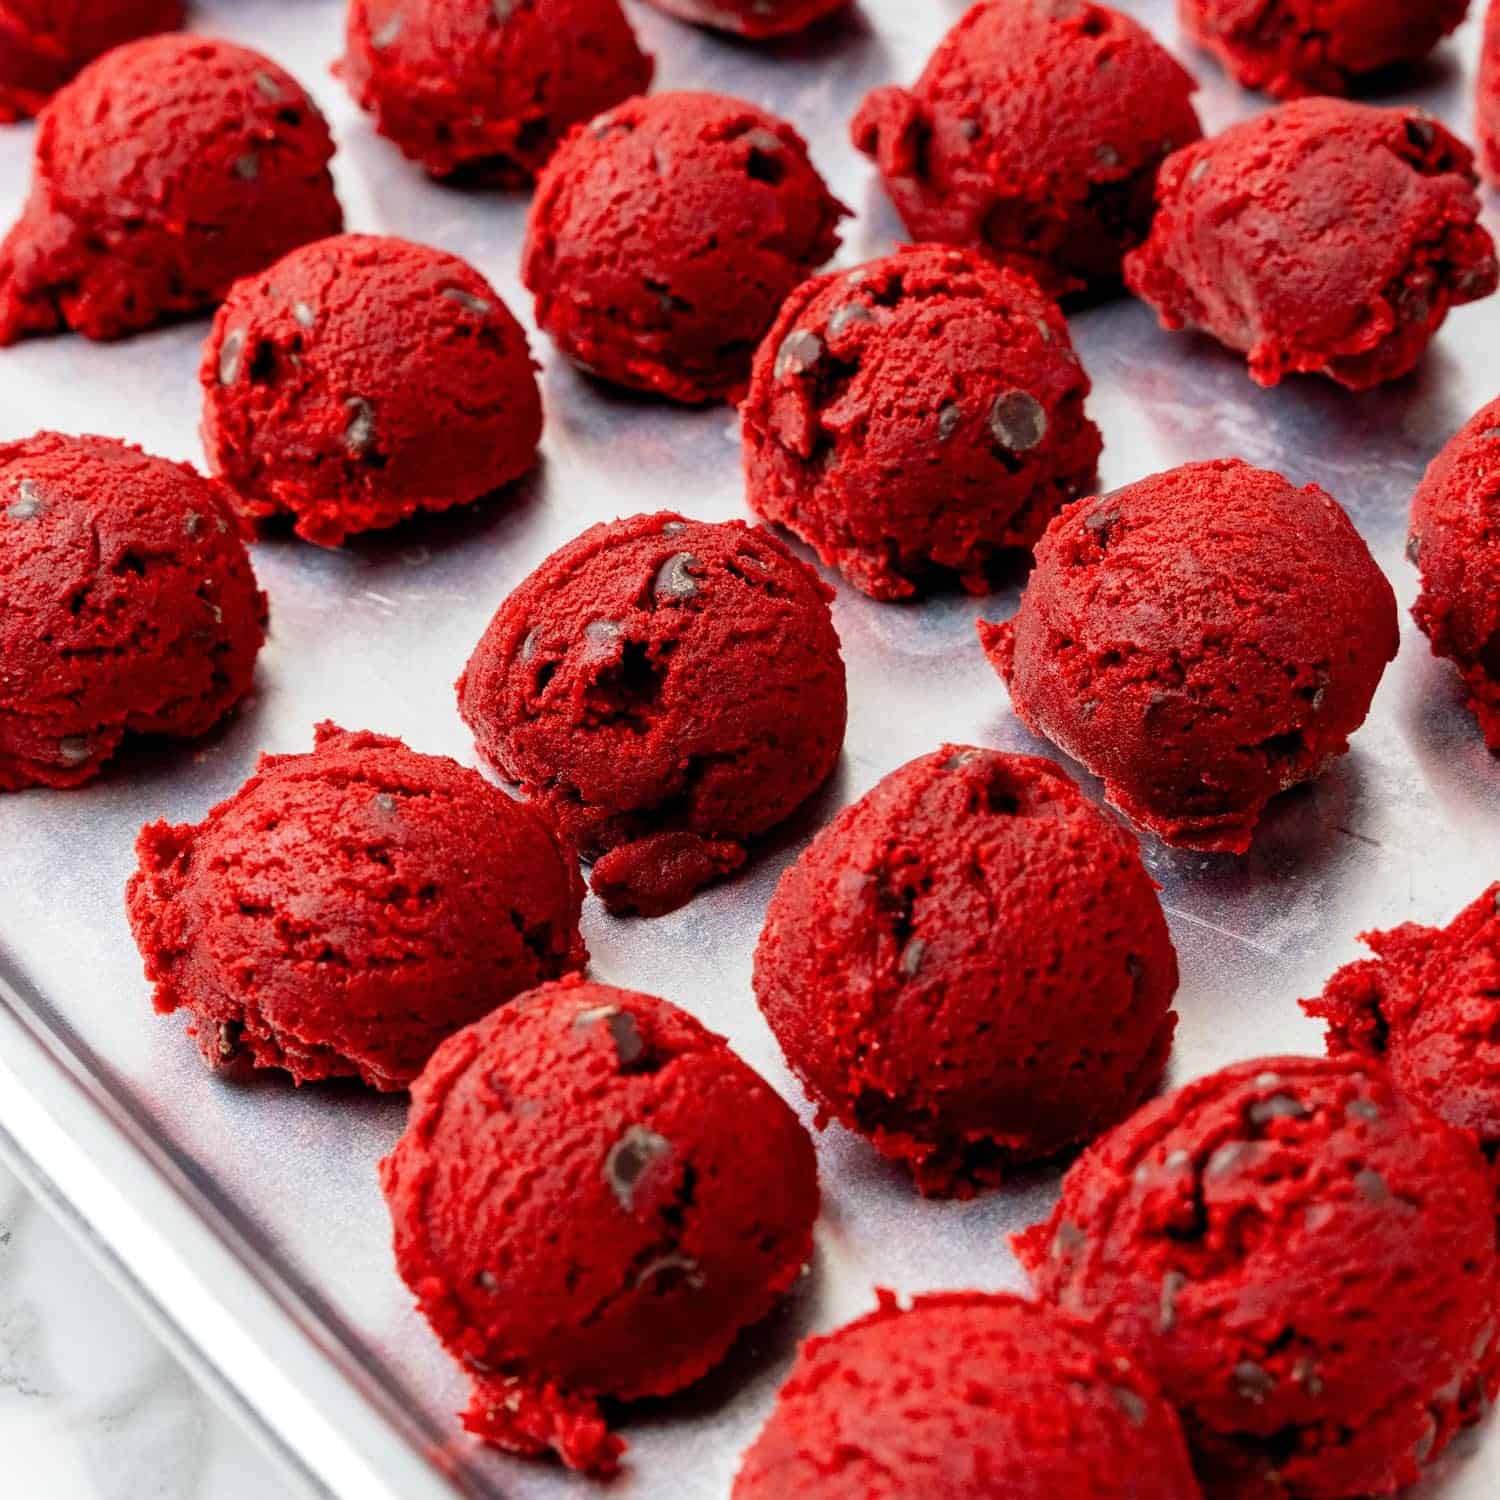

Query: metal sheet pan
<box><xmin>1</xmin><ymin>1</ymin><xmax>1498</xmax><ymax>1495</ymax></box>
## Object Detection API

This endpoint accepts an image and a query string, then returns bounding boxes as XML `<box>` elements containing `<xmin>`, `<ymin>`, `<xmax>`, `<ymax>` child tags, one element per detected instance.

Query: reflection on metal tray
<box><xmin>1</xmin><ymin>1</ymin><xmax>1498</xmax><ymax>1495</ymax></box>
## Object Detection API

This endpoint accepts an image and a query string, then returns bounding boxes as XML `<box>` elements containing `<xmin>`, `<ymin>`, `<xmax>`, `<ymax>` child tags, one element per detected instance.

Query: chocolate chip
<box><xmin>1205</xmin><ymin>1140</ymin><xmax>1261</xmax><ymax>1179</ymax></box>
<box><xmin>372</xmin><ymin>11</ymin><xmax>403</xmax><ymax>47</ymax></box>
<box><xmin>373</xmin><ymin>792</ymin><xmax>399</xmax><ymax>814</ymax></box>
<box><xmin>183</xmin><ymin>511</ymin><xmax>203</xmax><ymax>537</ymax></box>
<box><xmin>989</xmin><ymin>390</ymin><xmax>1047</xmax><ymax>452</ymax></box>
<box><xmin>292</xmin><ymin>300</ymin><xmax>316</xmax><ymax>328</ymax></box>
<box><xmin>1084</xmin><ymin>508</ymin><xmax>1119</xmax><ymax>535</ymax></box>
<box><xmin>1253</xmin><ymin>1071</ymin><xmax>1282</xmax><ymax>1088</ymax></box>
<box><xmin>493</xmin><ymin>0</ymin><xmax>516</xmax><ymax>18</ymax></box>
<box><xmin>475</xmin><ymin>1269</ymin><xmax>499</xmax><ymax>1291</ymax></box>
<box><xmin>743</xmin><ymin>128</ymin><xmax>783</xmax><ymax>154</ymax></box>
<box><xmin>1355</xmin><ymin>1167</ymin><xmax>1391</xmax><ymax>1203</ymax></box>
<box><xmin>1345</xmin><ymin>1098</ymin><xmax>1381</xmax><ymax>1122</ymax></box>
<box><xmin>960</xmin><ymin>118</ymin><xmax>981</xmax><ymax>142</ymax></box>
<box><xmin>234</xmin><ymin>153</ymin><xmax>259</xmax><ymax>181</ymax></box>
<box><xmin>937</xmin><ymin>402</ymin><xmax>962</xmax><ymax>441</ymax></box>
<box><xmin>519</xmin><ymin>627</ymin><xmax>541</xmax><ymax>662</ymax></box>
<box><xmin>1159</xmin><ymin>1270</ymin><xmax>1185</xmax><ymax>1332</ymax></box>
<box><xmin>828</xmin><ymin>302</ymin><xmax>875</xmax><ymax>337</ymax></box>
<box><xmin>1095</xmin><ymin>144</ymin><xmax>1121</xmax><ymax>168</ymax></box>
<box><xmin>253</xmin><ymin>70</ymin><xmax>282</xmax><ymax>100</ymax></box>
<box><xmin>442</xmin><ymin>287</ymin><xmax>492</xmax><ymax>315</ymax></box>
<box><xmin>1111</xmin><ymin>1386</ymin><xmax>1147</xmax><ymax>1426</ymax></box>
<box><xmin>1249</xmin><ymin>1094</ymin><xmax>1308</xmax><ymax>1125</ymax></box>
<box><xmin>604</xmin><ymin>1126</ymin><xmax>670</xmax><ymax>1211</ymax></box>
<box><xmin>899</xmin><ymin>938</ymin><xmax>926</xmax><ymax>977</ymax></box>
<box><xmin>218</xmin><ymin>328</ymin><xmax>246</xmax><ymax>385</ymax></box>
<box><xmin>1051</xmin><ymin>1219</ymin><xmax>1085</xmax><ymax>1260</ymax></box>
<box><xmin>653</xmin><ymin>552</ymin><xmax>701</xmax><ymax>601</ymax></box>
<box><xmin>345</xmin><ymin>398</ymin><xmax>377</xmax><ymax>456</ymax></box>
<box><xmin>7</xmin><ymin>479</ymin><xmax>43</xmax><ymax>521</ymax></box>
<box><xmin>1292</xmin><ymin>1358</ymin><xmax>1324</xmax><ymax>1396</ymax></box>
<box><xmin>1405</xmin><ymin>533</ymin><xmax>1422</xmax><ymax>565</ymax></box>
<box><xmin>634</xmin><ymin>1253</ymin><xmax>705</xmax><ymax>1291</ymax></box>
<box><xmin>57</xmin><ymin>736</ymin><xmax>92</xmax><ymax>766</ymax></box>
<box><xmin>774</xmin><ymin>329</ymin><xmax>823</xmax><ymax>381</ymax></box>
<box><xmin>1187</xmin><ymin>158</ymin><xmax>1211</xmax><ymax>185</ymax></box>
<box><xmin>216</xmin><ymin>1020</ymin><xmax>243</xmax><ymax>1063</ymax></box>
<box><xmin>661</xmin><ymin>520</ymin><xmax>687</xmax><ymax>535</ymax></box>
<box><xmin>1405</xmin><ymin>114</ymin><xmax>1436</xmax><ymax>151</ymax></box>
<box><xmin>1233</xmin><ymin>1361</ymin><xmax>1275</xmax><ymax>1403</ymax></box>
<box><xmin>943</xmin><ymin>748</ymin><xmax>985</xmax><ymax>770</ymax></box>
<box><xmin>584</xmin><ymin>619</ymin><xmax>621</xmax><ymax>652</ymax></box>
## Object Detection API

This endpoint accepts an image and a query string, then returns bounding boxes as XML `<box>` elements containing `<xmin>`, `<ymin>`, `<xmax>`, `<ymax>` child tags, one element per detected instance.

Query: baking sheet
<box><xmin>1</xmin><ymin>1</ymin><xmax>1498</xmax><ymax>1495</ymax></box>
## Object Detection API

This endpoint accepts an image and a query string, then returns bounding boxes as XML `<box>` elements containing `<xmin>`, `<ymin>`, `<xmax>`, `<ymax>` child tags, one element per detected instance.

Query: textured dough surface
<box><xmin>755</xmin><ymin>747</ymin><xmax>1179</xmax><ymax>1195</ymax></box>
<box><xmin>742</xmin><ymin>245</ymin><xmax>1102</xmax><ymax>600</ymax></box>
<box><xmin>0</xmin><ymin>0</ymin><xmax>184</xmax><ymax>122</ymax></box>
<box><xmin>0</xmin><ymin>34</ymin><xmax>342</xmax><ymax>344</ymax></box>
<box><xmin>0</xmin><ymin>431</ymin><xmax>266</xmax><ymax>791</ymax></box>
<box><xmin>127</xmin><ymin>724</ymin><xmax>587</xmax><ymax>1089</ymax></box>
<box><xmin>980</xmin><ymin>459</ymin><xmax>1399</xmax><ymax>853</ymax></box>
<box><xmin>851</xmin><ymin>0</ymin><xmax>1201</xmax><ymax>297</ymax></box>
<box><xmin>381</xmin><ymin>975</ymin><xmax>819</xmax><ymax>1476</ymax></box>
<box><xmin>1408</xmin><ymin>392</ymin><xmax>1500</xmax><ymax>746</ymax></box>
<box><xmin>523</xmin><ymin>90</ymin><xmax>847</xmax><ymax>404</ymax></box>
<box><xmin>1018</xmin><ymin>1055</ymin><xmax>1500</xmax><ymax>1500</ymax></box>
<box><xmin>458</xmin><ymin>512</ymin><xmax>847</xmax><ymax>916</ymax></box>
<box><xmin>201</xmin><ymin>234</ymin><xmax>542</xmax><ymax>546</ymax></box>
<box><xmin>1124</xmin><ymin>98</ymin><xmax>1497</xmax><ymax>389</ymax></box>
<box><xmin>340</xmin><ymin>0</ymin><xmax>653</xmax><ymax>183</ymax></box>
<box><xmin>733</xmin><ymin>1290</ymin><xmax>1202</xmax><ymax>1499</ymax></box>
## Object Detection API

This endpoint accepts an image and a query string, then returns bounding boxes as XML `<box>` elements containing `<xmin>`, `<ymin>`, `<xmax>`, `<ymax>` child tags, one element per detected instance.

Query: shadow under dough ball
<box><xmin>0</xmin><ymin>33</ymin><xmax>342</xmax><ymax>344</ymax></box>
<box><xmin>743</xmin><ymin>244</ymin><xmax>1102</xmax><ymax>601</ymax></box>
<box><xmin>1125</xmin><ymin>98</ymin><xmax>1497</xmax><ymax>389</ymax></box>
<box><xmin>754</xmin><ymin>747</ymin><xmax>1179</xmax><ymax>1196</ymax></box>
<box><xmin>979</xmin><ymin>459</ymin><xmax>1399</xmax><ymax>855</ymax></box>
<box><xmin>381</xmin><ymin>976</ymin><xmax>819</xmax><ymax>1477</ymax></box>
<box><xmin>0</xmin><ymin>0</ymin><xmax>184</xmax><ymax>122</ymax></box>
<box><xmin>733</xmin><ymin>1291</ymin><xmax>1201</xmax><ymax>1500</ymax></box>
<box><xmin>1180</xmin><ymin>0</ymin><xmax>1470</xmax><ymax>99</ymax></box>
<box><xmin>522</xmin><ymin>90</ymin><xmax>847</xmax><ymax>404</ymax></box>
<box><xmin>127</xmin><ymin>724</ymin><xmax>587</xmax><ymax>1090</ymax></box>
<box><xmin>339</xmin><ymin>0</ymin><xmax>653</xmax><ymax>184</ymax></box>
<box><xmin>458</xmin><ymin>512</ymin><xmax>848</xmax><ymax>917</ymax></box>
<box><xmin>0</xmin><ymin>432</ymin><xmax>266</xmax><ymax>792</ymax></box>
<box><xmin>201</xmin><ymin>234</ymin><xmax>543</xmax><ymax>547</ymax></box>
<box><xmin>851</xmin><ymin>0</ymin><xmax>1202</xmax><ymax>298</ymax></box>
<box><xmin>1407</xmin><ymin>392</ymin><xmax>1500</xmax><ymax>747</ymax></box>
<box><xmin>1019</xmin><ymin>1055</ymin><xmax>1500</xmax><ymax>1499</ymax></box>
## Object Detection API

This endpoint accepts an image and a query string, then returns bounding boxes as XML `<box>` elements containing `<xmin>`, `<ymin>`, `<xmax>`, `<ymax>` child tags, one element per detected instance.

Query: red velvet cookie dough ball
<box><xmin>340</xmin><ymin>0</ymin><xmax>653</xmax><ymax>185</ymax></box>
<box><xmin>980</xmin><ymin>461</ymin><xmax>1398</xmax><ymax>855</ymax></box>
<box><xmin>0</xmin><ymin>35</ymin><xmax>342</xmax><ymax>345</ymax></box>
<box><xmin>1304</xmin><ymin>886</ymin><xmax>1500</xmax><ymax>1177</ymax></box>
<box><xmin>127</xmin><ymin>725</ymin><xmax>587</xmax><ymax>1090</ymax></box>
<box><xmin>851</xmin><ymin>0</ymin><xmax>1202</xmax><ymax>299</ymax></box>
<box><xmin>381</xmin><ymin>976</ymin><xmax>819</xmax><ymax>1477</ymax></box>
<box><xmin>743</xmin><ymin>245</ymin><xmax>1101</xmax><ymax>601</ymax></box>
<box><xmin>0</xmin><ymin>0</ymin><xmax>184</xmax><ymax>122</ymax></box>
<box><xmin>754</xmin><ymin>748</ymin><xmax>1179</xmax><ymax>1197</ymax></box>
<box><xmin>733</xmin><ymin>1291</ymin><xmax>1202</xmax><ymax>1500</ymax></box>
<box><xmin>0</xmin><ymin>433</ymin><xmax>266</xmax><ymax>793</ymax></box>
<box><xmin>1181</xmin><ymin>0</ymin><xmax>1469</xmax><ymax>99</ymax></box>
<box><xmin>458</xmin><ymin>513</ymin><xmax>847</xmax><ymax>917</ymax></box>
<box><xmin>201</xmin><ymin>235</ymin><xmax>542</xmax><ymax>548</ymax></box>
<box><xmin>523</xmin><ymin>90</ymin><xmax>847</xmax><ymax>404</ymax></box>
<box><xmin>642</xmin><ymin>0</ymin><xmax>846</xmax><ymax>38</ymax></box>
<box><xmin>1408</xmin><ymin>393</ymin><xmax>1500</xmax><ymax>746</ymax></box>
<box><xmin>1017</xmin><ymin>1056</ymin><xmax>1500</xmax><ymax>1499</ymax></box>
<box><xmin>1125</xmin><ymin>100</ymin><xmax>1497</xmax><ymax>389</ymax></box>
<box><xmin>1483</xmin><ymin>0</ymin><xmax>1500</xmax><ymax>183</ymax></box>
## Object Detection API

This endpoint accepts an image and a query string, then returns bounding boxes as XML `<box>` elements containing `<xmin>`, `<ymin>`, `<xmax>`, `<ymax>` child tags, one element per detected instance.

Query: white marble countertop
<box><xmin>0</xmin><ymin>1160</ymin><xmax>291</xmax><ymax>1500</ymax></box>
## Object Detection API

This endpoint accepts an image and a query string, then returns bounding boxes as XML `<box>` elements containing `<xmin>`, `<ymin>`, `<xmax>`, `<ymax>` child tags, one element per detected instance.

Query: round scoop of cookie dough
<box><xmin>341</xmin><ymin>0</ymin><xmax>653</xmax><ymax>184</ymax></box>
<box><xmin>0</xmin><ymin>0</ymin><xmax>184</xmax><ymax>122</ymax></box>
<box><xmin>127</xmin><ymin>724</ymin><xmax>587</xmax><ymax>1090</ymax></box>
<box><xmin>1305</xmin><ymin>884</ymin><xmax>1500</xmax><ymax>1182</ymax></box>
<box><xmin>0</xmin><ymin>432</ymin><xmax>266</xmax><ymax>792</ymax></box>
<box><xmin>1407</xmin><ymin>393</ymin><xmax>1500</xmax><ymax>747</ymax></box>
<box><xmin>743</xmin><ymin>244</ymin><xmax>1102</xmax><ymax>600</ymax></box>
<box><xmin>1018</xmin><ymin>1055</ymin><xmax>1500</xmax><ymax>1500</ymax></box>
<box><xmin>980</xmin><ymin>459</ymin><xmax>1399</xmax><ymax>855</ymax></box>
<box><xmin>851</xmin><ymin>0</ymin><xmax>1201</xmax><ymax>298</ymax></box>
<box><xmin>381</xmin><ymin>976</ymin><xmax>820</xmax><ymax>1477</ymax></box>
<box><xmin>733</xmin><ymin>1291</ymin><xmax>1202</xmax><ymax>1500</ymax></box>
<box><xmin>201</xmin><ymin>234</ymin><xmax>542</xmax><ymax>547</ymax></box>
<box><xmin>641</xmin><ymin>0</ymin><xmax>846</xmax><ymax>37</ymax></box>
<box><xmin>1125</xmin><ymin>98</ymin><xmax>1497</xmax><ymax>389</ymax></box>
<box><xmin>458</xmin><ymin>513</ymin><xmax>848</xmax><ymax>917</ymax></box>
<box><xmin>523</xmin><ymin>90</ymin><xmax>847</xmax><ymax>404</ymax></box>
<box><xmin>755</xmin><ymin>747</ymin><xmax>1178</xmax><ymax>1196</ymax></box>
<box><xmin>0</xmin><ymin>34</ymin><xmax>342</xmax><ymax>344</ymax></box>
<box><xmin>1181</xmin><ymin>0</ymin><xmax>1469</xmax><ymax>99</ymax></box>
